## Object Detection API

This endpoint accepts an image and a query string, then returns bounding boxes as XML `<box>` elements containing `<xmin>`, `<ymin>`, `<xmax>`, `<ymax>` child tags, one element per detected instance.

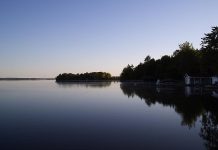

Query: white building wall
<box><xmin>184</xmin><ymin>74</ymin><xmax>190</xmax><ymax>85</ymax></box>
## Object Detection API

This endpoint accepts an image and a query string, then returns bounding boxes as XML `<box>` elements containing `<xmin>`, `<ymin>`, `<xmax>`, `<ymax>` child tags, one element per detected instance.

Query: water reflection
<box><xmin>200</xmin><ymin>111</ymin><xmax>218</xmax><ymax>150</ymax></box>
<box><xmin>56</xmin><ymin>81</ymin><xmax>112</xmax><ymax>88</ymax></box>
<box><xmin>1</xmin><ymin>81</ymin><xmax>218</xmax><ymax>150</ymax></box>
<box><xmin>185</xmin><ymin>86</ymin><xmax>218</xmax><ymax>98</ymax></box>
<box><xmin>120</xmin><ymin>83</ymin><xmax>218</xmax><ymax>150</ymax></box>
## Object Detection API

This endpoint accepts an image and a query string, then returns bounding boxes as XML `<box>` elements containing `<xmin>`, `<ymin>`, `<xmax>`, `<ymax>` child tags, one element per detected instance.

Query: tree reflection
<box><xmin>56</xmin><ymin>81</ymin><xmax>112</xmax><ymax>88</ymax></box>
<box><xmin>120</xmin><ymin>83</ymin><xmax>205</xmax><ymax>127</ymax></box>
<box><xmin>120</xmin><ymin>83</ymin><xmax>218</xmax><ymax>149</ymax></box>
<box><xmin>200</xmin><ymin>112</ymin><xmax>218</xmax><ymax>150</ymax></box>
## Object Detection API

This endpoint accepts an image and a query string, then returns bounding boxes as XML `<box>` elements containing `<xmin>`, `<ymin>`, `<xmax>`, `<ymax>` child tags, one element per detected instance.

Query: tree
<box><xmin>120</xmin><ymin>64</ymin><xmax>134</xmax><ymax>80</ymax></box>
<box><xmin>156</xmin><ymin>55</ymin><xmax>174</xmax><ymax>79</ymax></box>
<box><xmin>144</xmin><ymin>55</ymin><xmax>151</xmax><ymax>62</ymax></box>
<box><xmin>142</xmin><ymin>58</ymin><xmax>157</xmax><ymax>81</ymax></box>
<box><xmin>120</xmin><ymin>26</ymin><xmax>218</xmax><ymax>81</ymax></box>
<box><xmin>56</xmin><ymin>72</ymin><xmax>112</xmax><ymax>81</ymax></box>
<box><xmin>173</xmin><ymin>42</ymin><xmax>200</xmax><ymax>78</ymax></box>
<box><xmin>200</xmin><ymin>26</ymin><xmax>218</xmax><ymax>76</ymax></box>
<box><xmin>201</xmin><ymin>26</ymin><xmax>218</xmax><ymax>51</ymax></box>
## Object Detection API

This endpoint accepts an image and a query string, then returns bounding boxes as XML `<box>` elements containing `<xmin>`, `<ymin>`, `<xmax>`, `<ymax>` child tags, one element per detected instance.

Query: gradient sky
<box><xmin>0</xmin><ymin>0</ymin><xmax>218</xmax><ymax>77</ymax></box>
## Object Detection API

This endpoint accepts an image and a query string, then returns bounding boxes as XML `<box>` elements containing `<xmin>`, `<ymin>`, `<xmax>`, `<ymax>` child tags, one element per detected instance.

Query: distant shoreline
<box><xmin>0</xmin><ymin>78</ymin><xmax>54</xmax><ymax>81</ymax></box>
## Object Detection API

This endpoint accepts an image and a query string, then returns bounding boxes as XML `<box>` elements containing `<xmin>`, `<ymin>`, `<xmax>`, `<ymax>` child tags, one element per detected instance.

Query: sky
<box><xmin>0</xmin><ymin>0</ymin><xmax>218</xmax><ymax>77</ymax></box>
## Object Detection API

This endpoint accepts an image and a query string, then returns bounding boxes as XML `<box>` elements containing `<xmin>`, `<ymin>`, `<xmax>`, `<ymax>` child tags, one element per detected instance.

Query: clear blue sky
<box><xmin>0</xmin><ymin>0</ymin><xmax>218</xmax><ymax>77</ymax></box>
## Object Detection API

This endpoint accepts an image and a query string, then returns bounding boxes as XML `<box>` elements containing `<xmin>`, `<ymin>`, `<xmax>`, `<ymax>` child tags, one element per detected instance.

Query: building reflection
<box><xmin>120</xmin><ymin>83</ymin><xmax>218</xmax><ymax>150</ymax></box>
<box><xmin>185</xmin><ymin>86</ymin><xmax>218</xmax><ymax>98</ymax></box>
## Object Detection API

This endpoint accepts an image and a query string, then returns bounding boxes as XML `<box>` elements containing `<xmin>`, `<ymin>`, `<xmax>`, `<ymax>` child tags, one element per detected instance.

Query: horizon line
<box><xmin>0</xmin><ymin>78</ymin><xmax>55</xmax><ymax>80</ymax></box>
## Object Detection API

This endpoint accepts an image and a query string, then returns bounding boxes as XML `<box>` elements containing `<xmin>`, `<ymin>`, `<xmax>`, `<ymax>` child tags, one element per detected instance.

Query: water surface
<box><xmin>0</xmin><ymin>81</ymin><xmax>217</xmax><ymax>150</ymax></box>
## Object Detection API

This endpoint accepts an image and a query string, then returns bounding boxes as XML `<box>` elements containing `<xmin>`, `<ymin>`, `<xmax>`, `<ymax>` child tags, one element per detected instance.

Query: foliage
<box><xmin>201</xmin><ymin>26</ymin><xmax>218</xmax><ymax>76</ymax></box>
<box><xmin>120</xmin><ymin>64</ymin><xmax>134</xmax><ymax>80</ymax></box>
<box><xmin>56</xmin><ymin>72</ymin><xmax>112</xmax><ymax>81</ymax></box>
<box><xmin>201</xmin><ymin>26</ymin><xmax>218</xmax><ymax>51</ymax></box>
<box><xmin>120</xmin><ymin>26</ymin><xmax>218</xmax><ymax>81</ymax></box>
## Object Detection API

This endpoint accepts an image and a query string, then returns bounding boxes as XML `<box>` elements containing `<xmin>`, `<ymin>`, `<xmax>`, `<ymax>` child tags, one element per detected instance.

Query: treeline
<box><xmin>56</xmin><ymin>72</ymin><xmax>113</xmax><ymax>82</ymax></box>
<box><xmin>120</xmin><ymin>26</ymin><xmax>218</xmax><ymax>81</ymax></box>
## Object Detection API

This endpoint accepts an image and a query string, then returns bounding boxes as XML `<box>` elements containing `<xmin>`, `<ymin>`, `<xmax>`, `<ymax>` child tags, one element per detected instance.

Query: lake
<box><xmin>0</xmin><ymin>81</ymin><xmax>217</xmax><ymax>150</ymax></box>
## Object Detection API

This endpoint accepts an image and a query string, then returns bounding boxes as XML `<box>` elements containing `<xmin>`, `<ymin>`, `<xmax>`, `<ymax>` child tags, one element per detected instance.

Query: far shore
<box><xmin>0</xmin><ymin>78</ymin><xmax>54</xmax><ymax>81</ymax></box>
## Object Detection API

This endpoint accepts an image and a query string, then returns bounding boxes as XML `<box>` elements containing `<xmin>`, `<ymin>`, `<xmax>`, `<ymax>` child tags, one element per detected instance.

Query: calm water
<box><xmin>0</xmin><ymin>81</ymin><xmax>218</xmax><ymax>150</ymax></box>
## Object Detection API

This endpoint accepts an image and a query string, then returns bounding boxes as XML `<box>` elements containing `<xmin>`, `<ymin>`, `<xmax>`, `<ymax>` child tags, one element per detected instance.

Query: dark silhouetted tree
<box><xmin>173</xmin><ymin>41</ymin><xmax>200</xmax><ymax>78</ymax></box>
<box><xmin>200</xmin><ymin>26</ymin><xmax>218</xmax><ymax>76</ymax></box>
<box><xmin>120</xmin><ymin>64</ymin><xmax>134</xmax><ymax>80</ymax></box>
<box><xmin>56</xmin><ymin>72</ymin><xmax>112</xmax><ymax>81</ymax></box>
<box><xmin>120</xmin><ymin>26</ymin><xmax>218</xmax><ymax>81</ymax></box>
<box><xmin>201</xmin><ymin>26</ymin><xmax>218</xmax><ymax>51</ymax></box>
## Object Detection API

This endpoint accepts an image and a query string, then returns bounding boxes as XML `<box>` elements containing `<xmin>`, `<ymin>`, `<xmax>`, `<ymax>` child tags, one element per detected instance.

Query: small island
<box><xmin>56</xmin><ymin>72</ymin><xmax>118</xmax><ymax>82</ymax></box>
